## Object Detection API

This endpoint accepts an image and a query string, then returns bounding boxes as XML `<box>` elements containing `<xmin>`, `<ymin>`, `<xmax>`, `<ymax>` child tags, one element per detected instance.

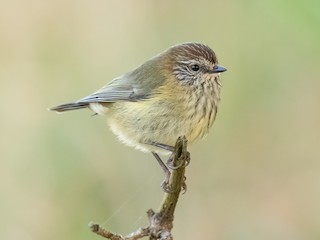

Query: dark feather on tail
<box><xmin>49</xmin><ymin>102</ymin><xmax>89</xmax><ymax>112</ymax></box>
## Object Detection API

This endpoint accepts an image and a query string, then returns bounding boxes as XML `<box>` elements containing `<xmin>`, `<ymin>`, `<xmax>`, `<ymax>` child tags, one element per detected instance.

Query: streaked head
<box><xmin>163</xmin><ymin>43</ymin><xmax>226</xmax><ymax>85</ymax></box>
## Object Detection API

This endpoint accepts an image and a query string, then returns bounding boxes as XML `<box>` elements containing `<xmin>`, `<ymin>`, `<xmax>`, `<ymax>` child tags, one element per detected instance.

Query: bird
<box><xmin>50</xmin><ymin>42</ymin><xmax>227</xmax><ymax>190</ymax></box>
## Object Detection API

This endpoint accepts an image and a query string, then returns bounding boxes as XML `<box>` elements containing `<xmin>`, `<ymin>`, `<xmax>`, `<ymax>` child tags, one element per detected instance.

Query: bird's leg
<box><xmin>150</xmin><ymin>142</ymin><xmax>175</xmax><ymax>152</ymax></box>
<box><xmin>150</xmin><ymin>140</ymin><xmax>190</xmax><ymax>193</ymax></box>
<box><xmin>150</xmin><ymin>142</ymin><xmax>190</xmax><ymax>170</ymax></box>
<box><xmin>151</xmin><ymin>152</ymin><xmax>175</xmax><ymax>193</ymax></box>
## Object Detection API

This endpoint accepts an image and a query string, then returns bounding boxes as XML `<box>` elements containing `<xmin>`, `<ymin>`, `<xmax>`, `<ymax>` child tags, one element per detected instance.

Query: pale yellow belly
<box><xmin>98</xmin><ymin>96</ymin><xmax>217</xmax><ymax>154</ymax></box>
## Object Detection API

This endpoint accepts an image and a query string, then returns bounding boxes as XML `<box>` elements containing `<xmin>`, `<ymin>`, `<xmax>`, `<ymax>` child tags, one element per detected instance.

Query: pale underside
<box><xmin>89</xmin><ymin>76</ymin><xmax>220</xmax><ymax>155</ymax></box>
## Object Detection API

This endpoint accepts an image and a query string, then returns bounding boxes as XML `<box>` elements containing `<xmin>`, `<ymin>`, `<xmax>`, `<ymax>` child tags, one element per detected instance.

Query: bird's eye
<box><xmin>190</xmin><ymin>64</ymin><xmax>200</xmax><ymax>72</ymax></box>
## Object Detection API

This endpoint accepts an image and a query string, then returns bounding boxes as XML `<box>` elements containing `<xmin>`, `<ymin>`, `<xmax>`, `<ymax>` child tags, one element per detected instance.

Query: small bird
<box><xmin>50</xmin><ymin>42</ymin><xmax>226</xmax><ymax>189</ymax></box>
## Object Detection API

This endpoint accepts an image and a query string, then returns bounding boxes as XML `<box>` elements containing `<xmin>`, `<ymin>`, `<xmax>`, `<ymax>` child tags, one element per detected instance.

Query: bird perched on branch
<box><xmin>50</xmin><ymin>42</ymin><xmax>227</xmax><ymax>190</ymax></box>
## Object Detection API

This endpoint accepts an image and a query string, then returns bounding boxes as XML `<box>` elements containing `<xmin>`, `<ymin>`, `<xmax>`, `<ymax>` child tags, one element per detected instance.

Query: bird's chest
<box><xmin>179</xmin><ymin>89</ymin><xmax>218</xmax><ymax>143</ymax></box>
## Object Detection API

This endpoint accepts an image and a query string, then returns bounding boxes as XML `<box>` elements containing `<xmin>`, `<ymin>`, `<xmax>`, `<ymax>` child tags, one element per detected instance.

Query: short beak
<box><xmin>211</xmin><ymin>65</ymin><xmax>227</xmax><ymax>73</ymax></box>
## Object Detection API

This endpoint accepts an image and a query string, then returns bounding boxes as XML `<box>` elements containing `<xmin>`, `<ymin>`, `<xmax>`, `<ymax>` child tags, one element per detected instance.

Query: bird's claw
<box><xmin>166</xmin><ymin>152</ymin><xmax>191</xmax><ymax>170</ymax></box>
<box><xmin>161</xmin><ymin>178</ymin><xmax>176</xmax><ymax>193</ymax></box>
<box><xmin>161</xmin><ymin>172</ymin><xmax>188</xmax><ymax>194</ymax></box>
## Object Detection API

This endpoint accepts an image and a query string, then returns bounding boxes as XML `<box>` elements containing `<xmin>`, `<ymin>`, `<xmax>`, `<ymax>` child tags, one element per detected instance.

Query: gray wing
<box><xmin>77</xmin><ymin>55</ymin><xmax>167</xmax><ymax>104</ymax></box>
<box><xmin>50</xmin><ymin>73</ymin><xmax>146</xmax><ymax>112</ymax></box>
<box><xmin>50</xmin><ymin>56</ymin><xmax>166</xmax><ymax>113</ymax></box>
<box><xmin>50</xmin><ymin>55</ymin><xmax>166</xmax><ymax>112</ymax></box>
<box><xmin>77</xmin><ymin>73</ymin><xmax>150</xmax><ymax>104</ymax></box>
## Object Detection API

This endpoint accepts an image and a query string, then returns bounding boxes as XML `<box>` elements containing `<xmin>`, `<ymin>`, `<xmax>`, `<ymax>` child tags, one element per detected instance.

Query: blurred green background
<box><xmin>1</xmin><ymin>0</ymin><xmax>320</xmax><ymax>239</ymax></box>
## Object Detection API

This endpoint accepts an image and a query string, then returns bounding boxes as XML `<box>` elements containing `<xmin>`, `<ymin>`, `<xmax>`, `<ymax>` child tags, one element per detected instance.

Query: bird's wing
<box><xmin>76</xmin><ymin>55</ymin><xmax>166</xmax><ymax>104</ymax></box>
<box><xmin>77</xmin><ymin>74</ymin><xmax>150</xmax><ymax>103</ymax></box>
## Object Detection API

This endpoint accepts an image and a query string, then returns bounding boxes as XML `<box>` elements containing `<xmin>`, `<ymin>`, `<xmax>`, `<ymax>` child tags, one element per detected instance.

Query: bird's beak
<box><xmin>211</xmin><ymin>65</ymin><xmax>227</xmax><ymax>73</ymax></box>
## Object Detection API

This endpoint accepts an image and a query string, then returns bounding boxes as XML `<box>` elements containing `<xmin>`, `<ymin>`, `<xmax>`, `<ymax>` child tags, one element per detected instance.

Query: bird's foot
<box><xmin>166</xmin><ymin>151</ymin><xmax>190</xmax><ymax>170</ymax></box>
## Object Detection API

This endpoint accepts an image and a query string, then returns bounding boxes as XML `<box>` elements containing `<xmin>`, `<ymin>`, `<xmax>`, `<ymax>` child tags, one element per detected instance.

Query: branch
<box><xmin>89</xmin><ymin>136</ymin><xmax>189</xmax><ymax>240</ymax></box>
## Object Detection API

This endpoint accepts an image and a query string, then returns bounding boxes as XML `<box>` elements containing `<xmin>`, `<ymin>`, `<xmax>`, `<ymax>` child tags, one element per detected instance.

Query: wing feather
<box><xmin>77</xmin><ymin>74</ymin><xmax>149</xmax><ymax>103</ymax></box>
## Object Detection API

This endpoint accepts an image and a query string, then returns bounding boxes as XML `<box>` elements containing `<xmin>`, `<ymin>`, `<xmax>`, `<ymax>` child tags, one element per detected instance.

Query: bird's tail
<box><xmin>49</xmin><ymin>102</ymin><xmax>89</xmax><ymax>112</ymax></box>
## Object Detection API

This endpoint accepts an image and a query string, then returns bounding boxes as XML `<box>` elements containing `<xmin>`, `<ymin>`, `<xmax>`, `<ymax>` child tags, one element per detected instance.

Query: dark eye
<box><xmin>190</xmin><ymin>64</ymin><xmax>200</xmax><ymax>72</ymax></box>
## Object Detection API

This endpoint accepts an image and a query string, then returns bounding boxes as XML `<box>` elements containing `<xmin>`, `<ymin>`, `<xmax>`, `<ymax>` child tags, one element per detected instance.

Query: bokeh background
<box><xmin>1</xmin><ymin>0</ymin><xmax>320</xmax><ymax>239</ymax></box>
